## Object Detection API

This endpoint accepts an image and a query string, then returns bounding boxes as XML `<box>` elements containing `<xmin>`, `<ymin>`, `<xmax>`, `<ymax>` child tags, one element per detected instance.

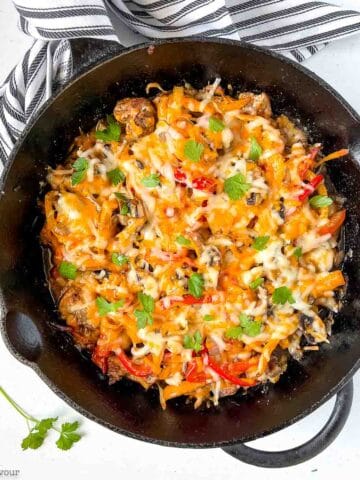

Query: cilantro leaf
<box><xmin>58</xmin><ymin>261</ymin><xmax>77</xmax><ymax>280</ymax></box>
<box><xmin>96</xmin><ymin>296</ymin><xmax>124</xmax><ymax>316</ymax></box>
<box><xmin>138</xmin><ymin>292</ymin><xmax>155</xmax><ymax>313</ymax></box>
<box><xmin>209</xmin><ymin>117</ymin><xmax>225</xmax><ymax>133</ymax></box>
<box><xmin>135</xmin><ymin>292</ymin><xmax>155</xmax><ymax>328</ymax></box>
<box><xmin>309</xmin><ymin>195</ymin><xmax>333</xmax><ymax>208</ymax></box>
<box><xmin>36</xmin><ymin>417</ymin><xmax>58</xmax><ymax>435</ymax></box>
<box><xmin>120</xmin><ymin>203</ymin><xmax>129</xmax><ymax>215</ymax></box>
<box><xmin>21</xmin><ymin>431</ymin><xmax>45</xmax><ymax>450</ymax></box>
<box><xmin>204</xmin><ymin>314</ymin><xmax>215</xmax><ymax>322</ymax></box>
<box><xmin>239</xmin><ymin>314</ymin><xmax>261</xmax><ymax>337</ymax></box>
<box><xmin>188</xmin><ymin>273</ymin><xmax>204</xmax><ymax>298</ymax></box>
<box><xmin>225</xmin><ymin>326</ymin><xmax>243</xmax><ymax>340</ymax></box>
<box><xmin>72</xmin><ymin>157</ymin><xmax>88</xmax><ymax>171</ymax></box>
<box><xmin>249</xmin><ymin>277</ymin><xmax>264</xmax><ymax>290</ymax></box>
<box><xmin>176</xmin><ymin>235</ymin><xmax>191</xmax><ymax>246</ymax></box>
<box><xmin>95</xmin><ymin>115</ymin><xmax>121</xmax><ymax>143</ymax></box>
<box><xmin>56</xmin><ymin>422</ymin><xmax>81</xmax><ymax>451</ymax></box>
<box><xmin>107</xmin><ymin>168</ymin><xmax>125</xmax><ymax>186</ymax></box>
<box><xmin>183</xmin><ymin>331</ymin><xmax>202</xmax><ymax>352</ymax></box>
<box><xmin>71</xmin><ymin>157</ymin><xmax>89</xmax><ymax>186</ymax></box>
<box><xmin>293</xmin><ymin>247</ymin><xmax>302</xmax><ymax>259</ymax></box>
<box><xmin>134</xmin><ymin>309</ymin><xmax>151</xmax><ymax>329</ymax></box>
<box><xmin>141</xmin><ymin>173</ymin><xmax>161</xmax><ymax>188</ymax></box>
<box><xmin>249</xmin><ymin>137</ymin><xmax>262</xmax><ymax>162</ymax></box>
<box><xmin>115</xmin><ymin>192</ymin><xmax>128</xmax><ymax>201</ymax></box>
<box><xmin>21</xmin><ymin>417</ymin><xmax>58</xmax><ymax>450</ymax></box>
<box><xmin>184</xmin><ymin>140</ymin><xmax>204</xmax><ymax>162</ymax></box>
<box><xmin>111</xmin><ymin>253</ymin><xmax>129</xmax><ymax>266</ymax></box>
<box><xmin>224</xmin><ymin>173</ymin><xmax>251</xmax><ymax>200</ymax></box>
<box><xmin>252</xmin><ymin>235</ymin><xmax>270</xmax><ymax>251</ymax></box>
<box><xmin>272</xmin><ymin>286</ymin><xmax>295</xmax><ymax>305</ymax></box>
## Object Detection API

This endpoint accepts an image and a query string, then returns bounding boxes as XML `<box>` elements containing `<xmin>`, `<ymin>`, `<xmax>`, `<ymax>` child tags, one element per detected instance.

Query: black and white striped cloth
<box><xmin>1</xmin><ymin>0</ymin><xmax>360</xmax><ymax>170</ymax></box>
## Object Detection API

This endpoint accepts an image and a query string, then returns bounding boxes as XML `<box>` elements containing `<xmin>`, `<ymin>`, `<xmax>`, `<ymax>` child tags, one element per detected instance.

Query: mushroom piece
<box><xmin>113</xmin><ymin>97</ymin><xmax>156</xmax><ymax>140</ymax></box>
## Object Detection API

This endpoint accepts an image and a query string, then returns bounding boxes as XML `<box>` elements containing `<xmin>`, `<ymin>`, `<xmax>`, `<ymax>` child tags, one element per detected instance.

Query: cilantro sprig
<box><xmin>58</xmin><ymin>261</ymin><xmax>77</xmax><ymax>280</ymax></box>
<box><xmin>183</xmin><ymin>331</ymin><xmax>203</xmax><ymax>352</ymax></box>
<box><xmin>188</xmin><ymin>273</ymin><xmax>204</xmax><ymax>298</ymax></box>
<box><xmin>96</xmin><ymin>296</ymin><xmax>124</xmax><ymax>316</ymax></box>
<box><xmin>184</xmin><ymin>140</ymin><xmax>204</xmax><ymax>162</ymax></box>
<box><xmin>176</xmin><ymin>235</ymin><xmax>191</xmax><ymax>246</ymax></box>
<box><xmin>141</xmin><ymin>173</ymin><xmax>161</xmax><ymax>188</ymax></box>
<box><xmin>209</xmin><ymin>117</ymin><xmax>225</xmax><ymax>132</ymax></box>
<box><xmin>224</xmin><ymin>173</ymin><xmax>251</xmax><ymax>200</ymax></box>
<box><xmin>95</xmin><ymin>115</ymin><xmax>121</xmax><ymax>143</ymax></box>
<box><xmin>249</xmin><ymin>277</ymin><xmax>264</xmax><ymax>290</ymax></box>
<box><xmin>272</xmin><ymin>286</ymin><xmax>295</xmax><ymax>305</ymax></box>
<box><xmin>111</xmin><ymin>253</ymin><xmax>129</xmax><ymax>266</ymax></box>
<box><xmin>0</xmin><ymin>386</ymin><xmax>81</xmax><ymax>451</ymax></box>
<box><xmin>107</xmin><ymin>168</ymin><xmax>125</xmax><ymax>186</ymax></box>
<box><xmin>252</xmin><ymin>235</ymin><xmax>270</xmax><ymax>251</ymax></box>
<box><xmin>71</xmin><ymin>157</ymin><xmax>89</xmax><ymax>186</ymax></box>
<box><xmin>293</xmin><ymin>247</ymin><xmax>302</xmax><ymax>259</ymax></box>
<box><xmin>248</xmin><ymin>137</ymin><xmax>262</xmax><ymax>162</ymax></box>
<box><xmin>135</xmin><ymin>292</ymin><xmax>155</xmax><ymax>328</ymax></box>
<box><xmin>225</xmin><ymin>313</ymin><xmax>262</xmax><ymax>339</ymax></box>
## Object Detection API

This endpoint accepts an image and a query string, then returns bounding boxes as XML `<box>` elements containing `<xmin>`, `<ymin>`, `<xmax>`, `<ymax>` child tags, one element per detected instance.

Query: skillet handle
<box><xmin>222</xmin><ymin>380</ymin><xmax>353</xmax><ymax>468</ymax></box>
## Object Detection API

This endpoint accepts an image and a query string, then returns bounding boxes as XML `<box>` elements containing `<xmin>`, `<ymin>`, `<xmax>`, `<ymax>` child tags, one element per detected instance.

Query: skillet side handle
<box><xmin>222</xmin><ymin>380</ymin><xmax>353</xmax><ymax>468</ymax></box>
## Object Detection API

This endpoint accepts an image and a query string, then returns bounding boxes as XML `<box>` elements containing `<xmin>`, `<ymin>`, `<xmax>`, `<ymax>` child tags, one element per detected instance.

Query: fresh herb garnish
<box><xmin>135</xmin><ymin>292</ymin><xmax>155</xmax><ymax>329</ymax></box>
<box><xmin>184</xmin><ymin>140</ymin><xmax>204</xmax><ymax>162</ymax></box>
<box><xmin>141</xmin><ymin>173</ymin><xmax>161</xmax><ymax>188</ymax></box>
<box><xmin>249</xmin><ymin>277</ymin><xmax>264</xmax><ymax>290</ymax></box>
<box><xmin>272</xmin><ymin>286</ymin><xmax>295</xmax><ymax>305</ymax></box>
<box><xmin>188</xmin><ymin>273</ymin><xmax>204</xmax><ymax>298</ymax></box>
<box><xmin>204</xmin><ymin>314</ymin><xmax>215</xmax><ymax>322</ymax></box>
<box><xmin>55</xmin><ymin>422</ymin><xmax>82</xmax><ymax>451</ymax></box>
<box><xmin>176</xmin><ymin>235</ymin><xmax>191</xmax><ymax>246</ymax></box>
<box><xmin>107</xmin><ymin>168</ymin><xmax>125</xmax><ymax>186</ymax></box>
<box><xmin>111</xmin><ymin>253</ymin><xmax>129</xmax><ymax>266</ymax></box>
<box><xmin>0</xmin><ymin>386</ymin><xmax>81</xmax><ymax>451</ymax></box>
<box><xmin>252</xmin><ymin>235</ymin><xmax>270</xmax><ymax>251</ymax></box>
<box><xmin>293</xmin><ymin>247</ymin><xmax>303</xmax><ymax>259</ymax></box>
<box><xmin>95</xmin><ymin>115</ymin><xmax>121</xmax><ymax>143</ymax></box>
<box><xmin>71</xmin><ymin>157</ymin><xmax>89</xmax><ymax>186</ymax></box>
<box><xmin>96</xmin><ymin>296</ymin><xmax>124</xmax><ymax>316</ymax></box>
<box><xmin>309</xmin><ymin>195</ymin><xmax>333</xmax><ymax>208</ymax></box>
<box><xmin>120</xmin><ymin>203</ymin><xmax>129</xmax><ymax>215</ymax></box>
<box><xmin>249</xmin><ymin>137</ymin><xmax>262</xmax><ymax>162</ymax></box>
<box><xmin>183</xmin><ymin>331</ymin><xmax>203</xmax><ymax>352</ymax></box>
<box><xmin>225</xmin><ymin>313</ymin><xmax>261</xmax><ymax>339</ymax></box>
<box><xmin>209</xmin><ymin>117</ymin><xmax>225</xmax><ymax>133</ymax></box>
<box><xmin>58</xmin><ymin>261</ymin><xmax>77</xmax><ymax>280</ymax></box>
<box><xmin>114</xmin><ymin>192</ymin><xmax>128</xmax><ymax>201</ymax></box>
<box><xmin>224</xmin><ymin>173</ymin><xmax>251</xmax><ymax>200</ymax></box>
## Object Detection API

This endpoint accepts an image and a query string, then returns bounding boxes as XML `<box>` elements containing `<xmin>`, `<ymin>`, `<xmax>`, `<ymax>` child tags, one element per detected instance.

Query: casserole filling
<box><xmin>41</xmin><ymin>81</ymin><xmax>348</xmax><ymax>408</ymax></box>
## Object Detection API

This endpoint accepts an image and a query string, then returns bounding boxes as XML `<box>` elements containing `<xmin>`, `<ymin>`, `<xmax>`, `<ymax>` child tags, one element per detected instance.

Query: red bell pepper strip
<box><xmin>174</xmin><ymin>168</ymin><xmax>187</xmax><ymax>184</ymax></box>
<box><xmin>192</xmin><ymin>176</ymin><xmax>216</xmax><ymax>192</ymax></box>
<box><xmin>182</xmin><ymin>294</ymin><xmax>213</xmax><ymax>305</ymax></box>
<box><xmin>203</xmin><ymin>353</ymin><xmax>257</xmax><ymax>387</ymax></box>
<box><xmin>185</xmin><ymin>360</ymin><xmax>207</xmax><ymax>382</ymax></box>
<box><xmin>117</xmin><ymin>350</ymin><xmax>152</xmax><ymax>377</ymax></box>
<box><xmin>318</xmin><ymin>209</ymin><xmax>346</xmax><ymax>236</ymax></box>
<box><xmin>298</xmin><ymin>174</ymin><xmax>324</xmax><ymax>202</ymax></box>
<box><xmin>92</xmin><ymin>346</ymin><xmax>109</xmax><ymax>374</ymax></box>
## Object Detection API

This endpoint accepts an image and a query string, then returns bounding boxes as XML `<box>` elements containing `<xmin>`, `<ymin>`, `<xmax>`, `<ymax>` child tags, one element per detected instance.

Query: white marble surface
<box><xmin>1</xmin><ymin>0</ymin><xmax>360</xmax><ymax>478</ymax></box>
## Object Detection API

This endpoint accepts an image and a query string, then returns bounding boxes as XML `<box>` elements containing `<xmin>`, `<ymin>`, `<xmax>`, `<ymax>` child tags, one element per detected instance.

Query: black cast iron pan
<box><xmin>0</xmin><ymin>39</ymin><xmax>359</xmax><ymax>468</ymax></box>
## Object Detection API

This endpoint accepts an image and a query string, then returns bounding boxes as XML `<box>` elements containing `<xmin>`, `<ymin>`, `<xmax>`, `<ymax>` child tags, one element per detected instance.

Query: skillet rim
<box><xmin>1</xmin><ymin>37</ymin><xmax>360</xmax><ymax>448</ymax></box>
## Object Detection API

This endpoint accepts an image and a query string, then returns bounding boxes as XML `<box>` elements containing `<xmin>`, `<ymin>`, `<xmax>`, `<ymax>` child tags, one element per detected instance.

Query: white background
<box><xmin>1</xmin><ymin>0</ymin><xmax>360</xmax><ymax>478</ymax></box>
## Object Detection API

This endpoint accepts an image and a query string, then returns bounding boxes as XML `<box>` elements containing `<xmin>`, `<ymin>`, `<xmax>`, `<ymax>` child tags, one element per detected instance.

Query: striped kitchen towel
<box><xmin>1</xmin><ymin>0</ymin><xmax>360</xmax><ymax>169</ymax></box>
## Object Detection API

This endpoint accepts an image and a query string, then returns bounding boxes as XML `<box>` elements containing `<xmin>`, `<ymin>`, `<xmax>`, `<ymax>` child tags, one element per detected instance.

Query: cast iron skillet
<box><xmin>0</xmin><ymin>39</ymin><xmax>359</xmax><ymax>468</ymax></box>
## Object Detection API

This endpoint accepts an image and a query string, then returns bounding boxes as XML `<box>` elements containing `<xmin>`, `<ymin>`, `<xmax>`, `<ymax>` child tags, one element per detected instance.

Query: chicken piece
<box><xmin>58</xmin><ymin>285</ymin><xmax>99</xmax><ymax>349</ymax></box>
<box><xmin>239</xmin><ymin>92</ymin><xmax>272</xmax><ymax>118</ymax></box>
<box><xmin>113</xmin><ymin>97</ymin><xmax>156</xmax><ymax>140</ymax></box>
<box><xmin>276</xmin><ymin>114</ymin><xmax>307</xmax><ymax>146</ymax></box>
